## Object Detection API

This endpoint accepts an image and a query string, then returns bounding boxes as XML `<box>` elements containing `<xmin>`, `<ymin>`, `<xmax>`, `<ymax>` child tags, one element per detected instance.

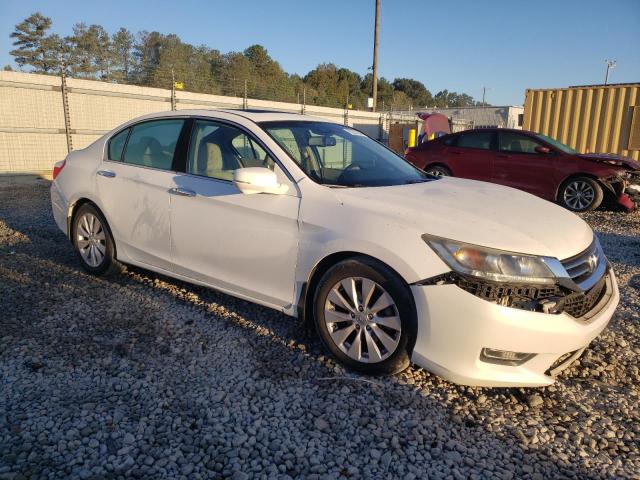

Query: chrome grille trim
<box><xmin>560</xmin><ymin>238</ymin><xmax>606</xmax><ymax>291</ymax></box>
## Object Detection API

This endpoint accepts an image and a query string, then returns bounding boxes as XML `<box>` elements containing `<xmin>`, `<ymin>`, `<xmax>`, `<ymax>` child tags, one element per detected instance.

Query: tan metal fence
<box><xmin>0</xmin><ymin>71</ymin><xmax>417</xmax><ymax>175</ymax></box>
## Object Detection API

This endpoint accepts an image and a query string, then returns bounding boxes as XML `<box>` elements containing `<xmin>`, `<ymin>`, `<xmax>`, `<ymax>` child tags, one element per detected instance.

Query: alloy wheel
<box><xmin>324</xmin><ymin>277</ymin><xmax>402</xmax><ymax>363</ymax></box>
<box><xmin>426</xmin><ymin>168</ymin><xmax>448</xmax><ymax>177</ymax></box>
<box><xmin>76</xmin><ymin>212</ymin><xmax>106</xmax><ymax>267</ymax></box>
<box><xmin>563</xmin><ymin>181</ymin><xmax>595</xmax><ymax>210</ymax></box>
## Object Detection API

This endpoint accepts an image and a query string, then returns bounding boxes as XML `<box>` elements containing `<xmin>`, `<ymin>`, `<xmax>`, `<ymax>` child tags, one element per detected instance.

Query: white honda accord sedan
<box><xmin>50</xmin><ymin>109</ymin><xmax>619</xmax><ymax>387</ymax></box>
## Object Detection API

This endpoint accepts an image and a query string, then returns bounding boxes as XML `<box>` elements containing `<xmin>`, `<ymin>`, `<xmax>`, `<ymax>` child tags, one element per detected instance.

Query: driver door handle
<box><xmin>97</xmin><ymin>170</ymin><xmax>116</xmax><ymax>178</ymax></box>
<box><xmin>168</xmin><ymin>187</ymin><xmax>196</xmax><ymax>197</ymax></box>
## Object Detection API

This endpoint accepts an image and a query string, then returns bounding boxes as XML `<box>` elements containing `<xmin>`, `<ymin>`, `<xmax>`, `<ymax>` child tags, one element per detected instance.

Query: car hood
<box><xmin>332</xmin><ymin>177</ymin><xmax>593</xmax><ymax>261</ymax></box>
<box><xmin>578</xmin><ymin>153</ymin><xmax>640</xmax><ymax>170</ymax></box>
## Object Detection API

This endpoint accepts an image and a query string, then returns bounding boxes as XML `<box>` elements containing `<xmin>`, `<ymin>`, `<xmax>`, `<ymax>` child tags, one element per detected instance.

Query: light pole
<box><xmin>371</xmin><ymin>0</ymin><xmax>380</xmax><ymax>112</ymax></box>
<box><xmin>482</xmin><ymin>86</ymin><xmax>491</xmax><ymax>105</ymax></box>
<box><xmin>604</xmin><ymin>60</ymin><xmax>616</xmax><ymax>85</ymax></box>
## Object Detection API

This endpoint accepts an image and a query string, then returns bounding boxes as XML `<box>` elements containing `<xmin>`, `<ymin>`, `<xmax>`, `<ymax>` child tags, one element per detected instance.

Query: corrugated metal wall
<box><xmin>0</xmin><ymin>71</ymin><xmax>401</xmax><ymax>175</ymax></box>
<box><xmin>523</xmin><ymin>83</ymin><xmax>640</xmax><ymax>161</ymax></box>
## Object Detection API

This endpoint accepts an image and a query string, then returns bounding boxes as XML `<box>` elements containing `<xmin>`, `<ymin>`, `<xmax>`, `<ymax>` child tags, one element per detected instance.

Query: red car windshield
<box><xmin>534</xmin><ymin>133</ymin><xmax>577</xmax><ymax>154</ymax></box>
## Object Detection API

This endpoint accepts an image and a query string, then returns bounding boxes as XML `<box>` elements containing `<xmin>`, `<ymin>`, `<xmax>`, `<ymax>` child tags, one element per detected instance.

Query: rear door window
<box><xmin>456</xmin><ymin>131</ymin><xmax>494</xmax><ymax>150</ymax></box>
<box><xmin>122</xmin><ymin>119</ymin><xmax>185</xmax><ymax>170</ymax></box>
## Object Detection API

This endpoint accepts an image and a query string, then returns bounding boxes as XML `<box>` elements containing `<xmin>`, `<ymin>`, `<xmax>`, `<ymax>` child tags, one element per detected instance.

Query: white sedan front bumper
<box><xmin>410</xmin><ymin>269</ymin><xmax>618</xmax><ymax>387</ymax></box>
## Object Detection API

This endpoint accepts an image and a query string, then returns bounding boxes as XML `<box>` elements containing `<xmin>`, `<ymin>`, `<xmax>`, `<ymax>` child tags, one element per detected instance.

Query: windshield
<box><xmin>534</xmin><ymin>133</ymin><xmax>577</xmax><ymax>154</ymax></box>
<box><xmin>260</xmin><ymin>121</ymin><xmax>431</xmax><ymax>187</ymax></box>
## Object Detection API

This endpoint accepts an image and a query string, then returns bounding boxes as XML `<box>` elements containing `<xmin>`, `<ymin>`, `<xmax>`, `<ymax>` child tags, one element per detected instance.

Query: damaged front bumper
<box><xmin>602</xmin><ymin>172</ymin><xmax>640</xmax><ymax>211</ymax></box>
<box><xmin>409</xmin><ymin>268</ymin><xmax>619</xmax><ymax>387</ymax></box>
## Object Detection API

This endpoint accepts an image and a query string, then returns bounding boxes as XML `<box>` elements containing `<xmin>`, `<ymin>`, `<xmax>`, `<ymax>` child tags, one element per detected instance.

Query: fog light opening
<box><xmin>480</xmin><ymin>348</ymin><xmax>536</xmax><ymax>366</ymax></box>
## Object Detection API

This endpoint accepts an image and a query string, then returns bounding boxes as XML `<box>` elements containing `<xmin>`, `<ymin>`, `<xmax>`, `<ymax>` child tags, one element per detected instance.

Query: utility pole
<box><xmin>482</xmin><ymin>86</ymin><xmax>490</xmax><ymax>105</ymax></box>
<box><xmin>171</xmin><ymin>69</ymin><xmax>176</xmax><ymax>111</ymax></box>
<box><xmin>604</xmin><ymin>60</ymin><xmax>616</xmax><ymax>85</ymax></box>
<box><xmin>371</xmin><ymin>0</ymin><xmax>380</xmax><ymax>112</ymax></box>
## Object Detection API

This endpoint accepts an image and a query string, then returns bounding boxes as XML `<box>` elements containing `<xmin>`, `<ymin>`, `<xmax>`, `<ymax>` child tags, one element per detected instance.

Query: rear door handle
<box><xmin>97</xmin><ymin>170</ymin><xmax>116</xmax><ymax>178</ymax></box>
<box><xmin>168</xmin><ymin>187</ymin><xmax>196</xmax><ymax>197</ymax></box>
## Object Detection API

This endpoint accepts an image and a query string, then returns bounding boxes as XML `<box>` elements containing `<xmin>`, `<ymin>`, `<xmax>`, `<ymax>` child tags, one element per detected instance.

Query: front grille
<box><xmin>561</xmin><ymin>240</ymin><xmax>602</xmax><ymax>285</ymax></box>
<box><xmin>558</xmin><ymin>274</ymin><xmax>608</xmax><ymax>318</ymax></box>
<box><xmin>424</xmin><ymin>269</ymin><xmax>610</xmax><ymax>318</ymax></box>
<box><xmin>455</xmin><ymin>276</ymin><xmax>561</xmax><ymax>302</ymax></box>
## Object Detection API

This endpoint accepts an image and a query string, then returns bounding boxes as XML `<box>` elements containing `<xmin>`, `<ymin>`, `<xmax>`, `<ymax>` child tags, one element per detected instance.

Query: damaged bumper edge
<box><xmin>409</xmin><ymin>269</ymin><xmax>618</xmax><ymax>387</ymax></box>
<box><xmin>601</xmin><ymin>173</ymin><xmax>640</xmax><ymax>211</ymax></box>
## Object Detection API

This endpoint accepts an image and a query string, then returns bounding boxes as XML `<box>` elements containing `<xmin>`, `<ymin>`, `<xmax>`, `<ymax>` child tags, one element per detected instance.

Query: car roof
<box><xmin>126</xmin><ymin>108</ymin><xmax>330</xmax><ymax>124</ymax></box>
<box><xmin>452</xmin><ymin>127</ymin><xmax>536</xmax><ymax>135</ymax></box>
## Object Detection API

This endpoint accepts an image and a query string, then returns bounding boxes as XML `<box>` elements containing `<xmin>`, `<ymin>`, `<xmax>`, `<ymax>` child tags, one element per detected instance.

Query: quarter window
<box><xmin>122</xmin><ymin>119</ymin><xmax>185</xmax><ymax>170</ymax></box>
<box><xmin>108</xmin><ymin>128</ymin><xmax>130</xmax><ymax>161</ymax></box>
<box><xmin>499</xmin><ymin>132</ymin><xmax>543</xmax><ymax>154</ymax></box>
<box><xmin>456</xmin><ymin>131</ymin><xmax>494</xmax><ymax>150</ymax></box>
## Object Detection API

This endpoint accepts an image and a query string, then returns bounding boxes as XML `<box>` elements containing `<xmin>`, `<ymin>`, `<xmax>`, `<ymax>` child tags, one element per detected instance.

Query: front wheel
<box><xmin>313</xmin><ymin>257</ymin><xmax>416</xmax><ymax>375</ymax></box>
<box><xmin>558</xmin><ymin>177</ymin><xmax>603</xmax><ymax>212</ymax></box>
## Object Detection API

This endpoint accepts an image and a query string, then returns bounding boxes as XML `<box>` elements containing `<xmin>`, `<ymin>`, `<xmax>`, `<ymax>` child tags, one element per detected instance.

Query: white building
<box><xmin>397</xmin><ymin>105</ymin><xmax>525</xmax><ymax>131</ymax></box>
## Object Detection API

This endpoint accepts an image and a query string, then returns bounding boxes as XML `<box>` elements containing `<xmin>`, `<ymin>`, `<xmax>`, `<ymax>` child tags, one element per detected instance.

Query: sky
<box><xmin>1</xmin><ymin>0</ymin><xmax>639</xmax><ymax>105</ymax></box>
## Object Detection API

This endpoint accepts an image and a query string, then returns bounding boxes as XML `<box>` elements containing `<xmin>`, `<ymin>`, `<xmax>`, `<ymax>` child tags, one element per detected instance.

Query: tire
<box><xmin>558</xmin><ymin>176</ymin><xmax>603</xmax><ymax>212</ymax></box>
<box><xmin>425</xmin><ymin>165</ymin><xmax>451</xmax><ymax>177</ymax></box>
<box><xmin>72</xmin><ymin>203</ymin><xmax>121</xmax><ymax>276</ymax></box>
<box><xmin>313</xmin><ymin>256</ymin><xmax>417</xmax><ymax>375</ymax></box>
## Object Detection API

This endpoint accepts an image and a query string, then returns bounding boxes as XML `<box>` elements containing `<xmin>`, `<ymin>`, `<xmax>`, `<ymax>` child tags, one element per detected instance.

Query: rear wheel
<box><xmin>558</xmin><ymin>177</ymin><xmax>603</xmax><ymax>212</ymax></box>
<box><xmin>313</xmin><ymin>257</ymin><xmax>416</xmax><ymax>375</ymax></box>
<box><xmin>72</xmin><ymin>203</ymin><xmax>120</xmax><ymax>275</ymax></box>
<box><xmin>425</xmin><ymin>165</ymin><xmax>451</xmax><ymax>177</ymax></box>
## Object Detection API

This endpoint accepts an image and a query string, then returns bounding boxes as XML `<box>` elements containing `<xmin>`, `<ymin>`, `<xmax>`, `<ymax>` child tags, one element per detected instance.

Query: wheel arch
<box><xmin>68</xmin><ymin>198</ymin><xmax>117</xmax><ymax>257</ymax></box>
<box><xmin>555</xmin><ymin>172</ymin><xmax>605</xmax><ymax>202</ymax></box>
<box><xmin>297</xmin><ymin>251</ymin><xmax>418</xmax><ymax>353</ymax></box>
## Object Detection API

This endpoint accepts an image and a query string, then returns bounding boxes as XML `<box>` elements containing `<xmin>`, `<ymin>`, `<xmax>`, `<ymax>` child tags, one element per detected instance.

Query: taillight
<box><xmin>52</xmin><ymin>159</ymin><xmax>66</xmax><ymax>180</ymax></box>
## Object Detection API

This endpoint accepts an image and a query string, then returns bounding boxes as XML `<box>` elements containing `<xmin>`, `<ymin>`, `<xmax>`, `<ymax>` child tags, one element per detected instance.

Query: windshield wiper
<box><xmin>405</xmin><ymin>178</ymin><xmax>431</xmax><ymax>184</ymax></box>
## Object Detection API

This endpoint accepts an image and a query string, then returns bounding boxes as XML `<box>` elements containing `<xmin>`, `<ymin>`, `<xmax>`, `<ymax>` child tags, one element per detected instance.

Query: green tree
<box><xmin>67</xmin><ymin>23</ymin><xmax>112</xmax><ymax>79</ymax></box>
<box><xmin>243</xmin><ymin>44</ymin><xmax>293</xmax><ymax>101</ymax></box>
<box><xmin>361</xmin><ymin>74</ymin><xmax>394</xmax><ymax>109</ymax></box>
<box><xmin>10</xmin><ymin>12</ymin><xmax>59</xmax><ymax>73</ymax></box>
<box><xmin>392</xmin><ymin>78</ymin><xmax>433</xmax><ymax>107</ymax></box>
<box><xmin>111</xmin><ymin>28</ymin><xmax>134</xmax><ymax>82</ymax></box>
<box><xmin>132</xmin><ymin>31</ymin><xmax>163</xmax><ymax>85</ymax></box>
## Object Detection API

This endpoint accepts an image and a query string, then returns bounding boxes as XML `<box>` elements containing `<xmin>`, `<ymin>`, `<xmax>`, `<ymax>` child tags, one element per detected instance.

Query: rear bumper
<box><xmin>50</xmin><ymin>181</ymin><xmax>68</xmax><ymax>237</ymax></box>
<box><xmin>410</xmin><ymin>269</ymin><xmax>618</xmax><ymax>387</ymax></box>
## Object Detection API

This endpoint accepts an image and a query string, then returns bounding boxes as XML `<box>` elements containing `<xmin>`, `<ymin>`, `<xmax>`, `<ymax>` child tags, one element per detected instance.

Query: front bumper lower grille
<box><xmin>419</xmin><ymin>269</ymin><xmax>609</xmax><ymax>319</ymax></box>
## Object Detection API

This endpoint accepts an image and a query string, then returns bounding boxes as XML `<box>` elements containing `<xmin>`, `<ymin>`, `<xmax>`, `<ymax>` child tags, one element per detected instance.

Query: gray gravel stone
<box><xmin>0</xmin><ymin>181</ymin><xmax>639</xmax><ymax>479</ymax></box>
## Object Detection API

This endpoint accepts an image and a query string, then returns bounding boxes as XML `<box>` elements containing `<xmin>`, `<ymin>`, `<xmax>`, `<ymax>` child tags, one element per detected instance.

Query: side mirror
<box><xmin>233</xmin><ymin>167</ymin><xmax>289</xmax><ymax>195</ymax></box>
<box><xmin>535</xmin><ymin>146</ymin><xmax>551</xmax><ymax>154</ymax></box>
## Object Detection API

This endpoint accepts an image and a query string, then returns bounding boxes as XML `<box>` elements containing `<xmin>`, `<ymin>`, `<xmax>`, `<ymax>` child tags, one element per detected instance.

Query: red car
<box><xmin>405</xmin><ymin>128</ymin><xmax>640</xmax><ymax>212</ymax></box>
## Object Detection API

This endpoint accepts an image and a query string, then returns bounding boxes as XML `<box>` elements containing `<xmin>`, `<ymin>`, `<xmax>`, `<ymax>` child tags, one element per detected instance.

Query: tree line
<box><xmin>6</xmin><ymin>12</ymin><xmax>487</xmax><ymax>110</ymax></box>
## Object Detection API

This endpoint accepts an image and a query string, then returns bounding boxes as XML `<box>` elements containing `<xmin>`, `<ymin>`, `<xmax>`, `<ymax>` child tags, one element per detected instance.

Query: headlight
<box><xmin>423</xmin><ymin>234</ymin><xmax>556</xmax><ymax>284</ymax></box>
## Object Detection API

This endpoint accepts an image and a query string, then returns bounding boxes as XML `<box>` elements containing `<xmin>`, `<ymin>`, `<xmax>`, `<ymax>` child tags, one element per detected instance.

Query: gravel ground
<box><xmin>1</xmin><ymin>180</ymin><xmax>638</xmax><ymax>480</ymax></box>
